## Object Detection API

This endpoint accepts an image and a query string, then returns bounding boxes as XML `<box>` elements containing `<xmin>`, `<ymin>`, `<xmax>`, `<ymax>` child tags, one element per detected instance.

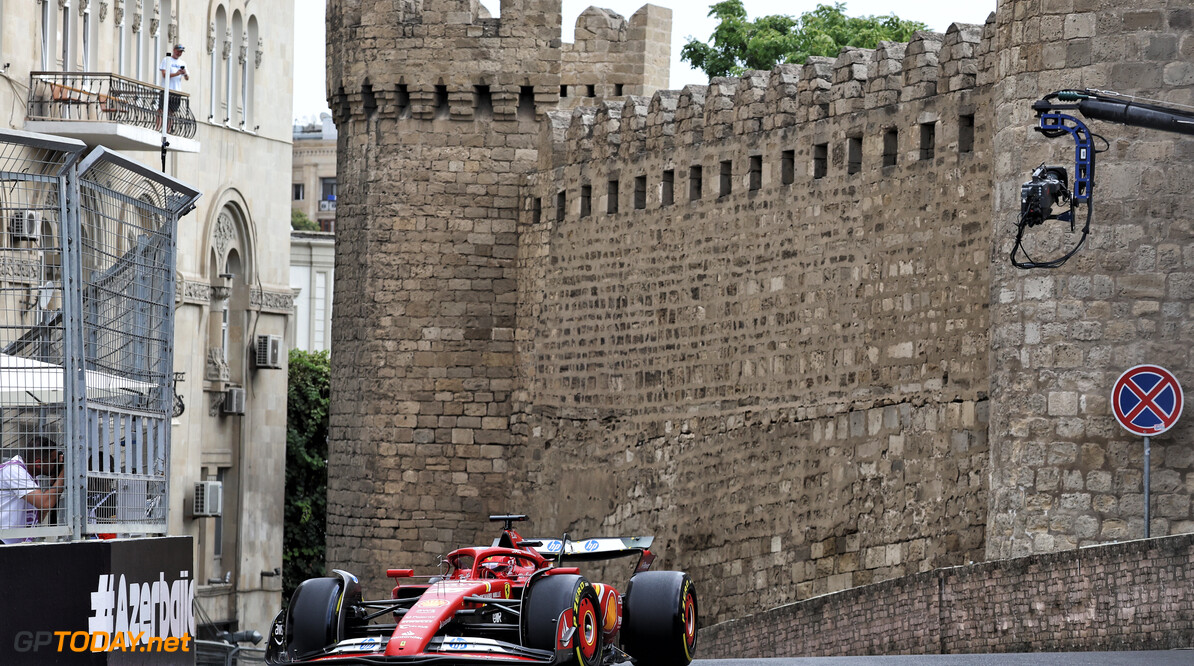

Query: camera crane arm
<box><xmin>1013</xmin><ymin>90</ymin><xmax>1194</xmax><ymax>269</ymax></box>
<box><xmin>1045</xmin><ymin>90</ymin><xmax>1194</xmax><ymax>137</ymax></box>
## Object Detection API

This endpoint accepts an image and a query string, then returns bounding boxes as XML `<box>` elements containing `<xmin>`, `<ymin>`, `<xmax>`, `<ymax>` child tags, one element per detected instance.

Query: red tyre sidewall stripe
<box><xmin>576</xmin><ymin>595</ymin><xmax>598</xmax><ymax>660</ymax></box>
<box><xmin>681</xmin><ymin>580</ymin><xmax>697</xmax><ymax>660</ymax></box>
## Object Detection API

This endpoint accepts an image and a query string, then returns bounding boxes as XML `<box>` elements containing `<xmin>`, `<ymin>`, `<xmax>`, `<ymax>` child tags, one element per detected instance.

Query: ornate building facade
<box><xmin>0</xmin><ymin>0</ymin><xmax>294</xmax><ymax>637</ymax></box>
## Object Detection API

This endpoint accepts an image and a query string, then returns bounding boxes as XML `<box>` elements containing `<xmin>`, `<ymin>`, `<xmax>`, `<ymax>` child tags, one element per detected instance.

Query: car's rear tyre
<box><xmin>281</xmin><ymin>571</ymin><xmax>362</xmax><ymax>660</ymax></box>
<box><xmin>522</xmin><ymin>573</ymin><xmax>603</xmax><ymax>665</ymax></box>
<box><xmin>621</xmin><ymin>571</ymin><xmax>698</xmax><ymax>666</ymax></box>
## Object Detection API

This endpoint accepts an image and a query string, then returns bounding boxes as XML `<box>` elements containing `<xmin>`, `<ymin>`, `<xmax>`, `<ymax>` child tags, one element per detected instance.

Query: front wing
<box><xmin>274</xmin><ymin>635</ymin><xmax>556</xmax><ymax>664</ymax></box>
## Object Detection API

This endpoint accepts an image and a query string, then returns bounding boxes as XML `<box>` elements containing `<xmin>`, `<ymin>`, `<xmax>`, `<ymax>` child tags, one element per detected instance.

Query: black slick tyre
<box><xmin>283</xmin><ymin>575</ymin><xmax>356</xmax><ymax>660</ymax></box>
<box><xmin>521</xmin><ymin>573</ymin><xmax>603</xmax><ymax>665</ymax></box>
<box><xmin>621</xmin><ymin>571</ymin><xmax>698</xmax><ymax>666</ymax></box>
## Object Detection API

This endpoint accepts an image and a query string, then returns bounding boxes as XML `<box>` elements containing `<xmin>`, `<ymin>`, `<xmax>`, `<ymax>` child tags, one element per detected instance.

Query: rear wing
<box><xmin>528</xmin><ymin>536</ymin><xmax>656</xmax><ymax>572</ymax></box>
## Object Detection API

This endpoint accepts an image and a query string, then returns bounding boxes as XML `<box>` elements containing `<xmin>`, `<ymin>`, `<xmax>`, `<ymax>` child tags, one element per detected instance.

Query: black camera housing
<box><xmin>1020</xmin><ymin>165</ymin><xmax>1070</xmax><ymax>227</ymax></box>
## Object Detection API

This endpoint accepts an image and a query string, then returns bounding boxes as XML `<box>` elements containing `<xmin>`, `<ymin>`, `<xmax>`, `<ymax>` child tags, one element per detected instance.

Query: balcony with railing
<box><xmin>25</xmin><ymin>72</ymin><xmax>200</xmax><ymax>153</ymax></box>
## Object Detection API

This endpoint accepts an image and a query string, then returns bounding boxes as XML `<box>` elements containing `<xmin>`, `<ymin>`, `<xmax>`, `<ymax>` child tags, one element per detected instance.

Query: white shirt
<box><xmin>0</xmin><ymin>456</ymin><xmax>38</xmax><ymax>543</ymax></box>
<box><xmin>159</xmin><ymin>55</ymin><xmax>187</xmax><ymax>91</ymax></box>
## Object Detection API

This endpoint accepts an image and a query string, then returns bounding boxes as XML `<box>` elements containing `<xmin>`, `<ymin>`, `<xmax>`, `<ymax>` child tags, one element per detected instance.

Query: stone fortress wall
<box><xmin>324</xmin><ymin>0</ymin><xmax>674</xmax><ymax>596</ymax></box>
<box><xmin>327</xmin><ymin>0</ymin><xmax>1194</xmax><ymax>630</ymax></box>
<box><xmin>515</xmin><ymin>23</ymin><xmax>995</xmax><ymax>623</ymax></box>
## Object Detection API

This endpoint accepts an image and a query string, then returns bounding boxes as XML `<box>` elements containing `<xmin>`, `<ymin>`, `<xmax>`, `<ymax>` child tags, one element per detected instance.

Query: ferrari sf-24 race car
<box><xmin>266</xmin><ymin>515</ymin><xmax>698</xmax><ymax>665</ymax></box>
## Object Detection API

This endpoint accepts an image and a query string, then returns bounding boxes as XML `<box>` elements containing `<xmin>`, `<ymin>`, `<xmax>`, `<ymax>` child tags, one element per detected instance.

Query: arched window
<box><xmin>117</xmin><ymin>2</ymin><xmax>128</xmax><ymax>76</ymax></box>
<box><xmin>245</xmin><ymin>16</ymin><xmax>258</xmax><ymax>130</ymax></box>
<box><xmin>152</xmin><ymin>2</ymin><xmax>163</xmax><ymax>82</ymax></box>
<box><xmin>81</xmin><ymin>3</ymin><xmax>100</xmax><ymax>71</ymax></box>
<box><xmin>229</xmin><ymin>10</ymin><xmax>243</xmax><ymax>126</ymax></box>
<box><xmin>133</xmin><ymin>2</ymin><xmax>144</xmax><ymax>80</ymax></box>
<box><xmin>215</xmin><ymin>7</ymin><xmax>230</xmax><ymax>123</ymax></box>
<box><xmin>209</xmin><ymin>7</ymin><xmax>228</xmax><ymax>123</ymax></box>
<box><xmin>59</xmin><ymin>1</ymin><xmax>73</xmax><ymax>72</ymax></box>
<box><xmin>40</xmin><ymin>0</ymin><xmax>56</xmax><ymax>70</ymax></box>
<box><xmin>205</xmin><ymin>202</ymin><xmax>254</xmax><ymax>386</ymax></box>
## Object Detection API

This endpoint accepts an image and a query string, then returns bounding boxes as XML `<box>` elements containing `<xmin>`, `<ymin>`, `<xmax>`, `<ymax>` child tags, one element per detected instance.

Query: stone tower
<box><xmin>987</xmin><ymin>0</ymin><xmax>1194</xmax><ymax>558</ymax></box>
<box><xmin>325</xmin><ymin>0</ymin><xmax>671</xmax><ymax>589</ymax></box>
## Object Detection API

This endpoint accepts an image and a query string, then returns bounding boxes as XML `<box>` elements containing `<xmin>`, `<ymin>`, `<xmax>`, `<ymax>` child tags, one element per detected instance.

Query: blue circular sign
<box><xmin>1113</xmin><ymin>365</ymin><xmax>1184</xmax><ymax>436</ymax></box>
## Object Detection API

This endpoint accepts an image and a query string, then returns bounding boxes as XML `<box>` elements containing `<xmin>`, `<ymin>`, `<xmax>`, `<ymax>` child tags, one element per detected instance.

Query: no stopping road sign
<box><xmin>1112</xmin><ymin>365</ymin><xmax>1184</xmax><ymax>436</ymax></box>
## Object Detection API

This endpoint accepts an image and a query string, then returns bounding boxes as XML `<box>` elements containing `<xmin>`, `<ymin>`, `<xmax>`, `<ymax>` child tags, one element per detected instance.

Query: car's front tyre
<box><xmin>267</xmin><ymin>570</ymin><xmax>362</xmax><ymax>663</ymax></box>
<box><xmin>521</xmin><ymin>573</ymin><xmax>603</xmax><ymax>665</ymax></box>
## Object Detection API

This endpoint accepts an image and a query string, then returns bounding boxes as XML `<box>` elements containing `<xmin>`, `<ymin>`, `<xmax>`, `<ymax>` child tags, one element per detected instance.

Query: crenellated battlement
<box><xmin>328</xmin><ymin>1</ymin><xmax>670</xmax><ymax>124</ymax></box>
<box><xmin>538</xmin><ymin>17</ymin><xmax>993</xmax><ymax>171</ymax></box>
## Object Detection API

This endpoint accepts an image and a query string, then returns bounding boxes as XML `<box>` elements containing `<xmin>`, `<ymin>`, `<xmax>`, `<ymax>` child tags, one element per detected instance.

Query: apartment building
<box><xmin>0</xmin><ymin>1</ymin><xmax>294</xmax><ymax>637</ymax></box>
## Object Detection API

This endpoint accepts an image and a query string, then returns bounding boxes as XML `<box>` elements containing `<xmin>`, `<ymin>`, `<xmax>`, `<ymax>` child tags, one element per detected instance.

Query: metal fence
<box><xmin>0</xmin><ymin>129</ymin><xmax>198</xmax><ymax>543</ymax></box>
<box><xmin>195</xmin><ymin>640</ymin><xmax>267</xmax><ymax>666</ymax></box>
<box><xmin>27</xmin><ymin>72</ymin><xmax>198</xmax><ymax>140</ymax></box>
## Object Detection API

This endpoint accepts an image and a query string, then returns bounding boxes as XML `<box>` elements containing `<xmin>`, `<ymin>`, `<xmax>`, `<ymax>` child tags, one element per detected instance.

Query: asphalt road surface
<box><xmin>690</xmin><ymin>653</ymin><xmax>1194</xmax><ymax>665</ymax></box>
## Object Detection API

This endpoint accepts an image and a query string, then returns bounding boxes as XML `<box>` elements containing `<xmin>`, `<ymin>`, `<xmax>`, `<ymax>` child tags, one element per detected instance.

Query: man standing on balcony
<box><xmin>159</xmin><ymin>45</ymin><xmax>189</xmax><ymax>134</ymax></box>
<box><xmin>159</xmin><ymin>44</ymin><xmax>190</xmax><ymax>93</ymax></box>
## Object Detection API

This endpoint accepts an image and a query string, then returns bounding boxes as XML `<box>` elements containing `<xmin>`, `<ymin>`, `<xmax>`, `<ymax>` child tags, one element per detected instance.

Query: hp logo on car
<box><xmin>446</xmin><ymin>637</ymin><xmax>468</xmax><ymax>651</ymax></box>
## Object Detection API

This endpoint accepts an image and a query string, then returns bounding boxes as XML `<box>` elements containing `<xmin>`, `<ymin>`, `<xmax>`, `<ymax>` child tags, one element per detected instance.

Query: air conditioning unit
<box><xmin>222</xmin><ymin>386</ymin><xmax>246</xmax><ymax>415</ymax></box>
<box><xmin>193</xmin><ymin>480</ymin><xmax>223</xmax><ymax>517</ymax></box>
<box><xmin>255</xmin><ymin>334</ymin><xmax>284</xmax><ymax>369</ymax></box>
<box><xmin>318</xmin><ymin>200</ymin><xmax>337</xmax><ymax>212</ymax></box>
<box><xmin>10</xmin><ymin>210</ymin><xmax>40</xmax><ymax>242</ymax></box>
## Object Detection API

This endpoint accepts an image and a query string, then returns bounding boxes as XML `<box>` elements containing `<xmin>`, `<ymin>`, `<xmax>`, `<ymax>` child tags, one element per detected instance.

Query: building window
<box><xmin>634</xmin><ymin>175</ymin><xmax>647</xmax><ymax>210</ymax></box>
<box><xmin>883</xmin><ymin>129</ymin><xmax>898</xmax><ymax>167</ymax></box>
<box><xmin>40</xmin><ymin>0</ymin><xmax>52</xmax><ymax>70</ymax></box>
<box><xmin>293</xmin><ymin>184</ymin><xmax>305</xmax><ymax>201</ymax></box>
<box><xmin>321</xmin><ymin>178</ymin><xmax>337</xmax><ymax>201</ymax></box>
<box><xmin>211</xmin><ymin>6</ymin><xmax>228</xmax><ymax>122</ymax></box>
<box><xmin>434</xmin><ymin>85</ymin><xmax>449</xmax><ymax>119</ymax></box>
<box><xmin>781</xmin><ymin>150</ymin><xmax>795</xmax><ymax>185</ymax></box>
<box><xmin>689</xmin><ymin>166</ymin><xmax>702</xmax><ymax>201</ymax></box>
<box><xmin>475</xmin><ymin>85</ymin><xmax>493</xmax><ymax>119</ymax></box>
<box><xmin>314</xmin><ymin>270</ymin><xmax>328</xmax><ymax>349</ymax></box>
<box><xmin>246</xmin><ymin>15</ymin><xmax>259</xmax><ymax>129</ymax></box>
<box><xmin>80</xmin><ymin>5</ymin><xmax>93</xmax><ymax>70</ymax></box>
<box><xmin>719</xmin><ymin>160</ymin><xmax>732</xmax><ymax>197</ymax></box>
<box><xmin>396</xmin><ymin>84</ymin><xmax>411</xmax><ymax>117</ymax></box>
<box><xmin>662</xmin><ymin>170</ymin><xmax>674</xmax><ymax>207</ymax></box>
<box><xmin>532</xmin><ymin>197</ymin><xmax>542</xmax><ymax>224</ymax></box>
<box><xmin>519</xmin><ymin>86</ymin><xmax>535</xmax><ymax>120</ymax></box>
<box><xmin>813</xmin><ymin>143</ymin><xmax>828</xmax><ymax>179</ymax></box>
<box><xmin>959</xmin><ymin>114</ymin><xmax>975</xmax><ymax>154</ymax></box>
<box><xmin>920</xmin><ymin>122</ymin><xmax>936</xmax><ymax>160</ymax></box>
<box><xmin>580</xmin><ymin>184</ymin><xmax>591</xmax><ymax>218</ymax></box>
<box><xmin>560</xmin><ymin>84</ymin><xmax>569</xmax><ymax>98</ymax></box>
<box><xmin>556</xmin><ymin>191</ymin><xmax>566</xmax><ymax>223</ymax></box>
<box><xmin>586</xmin><ymin>84</ymin><xmax>596</xmax><ymax>97</ymax></box>
<box><xmin>607</xmin><ymin>179</ymin><xmax>619</xmax><ymax>214</ymax></box>
<box><xmin>614</xmin><ymin>84</ymin><xmax>624</xmax><ymax>96</ymax></box>
<box><xmin>213</xmin><ymin>468</ymin><xmax>226</xmax><ymax>559</ymax></box>
<box><xmin>319</xmin><ymin>218</ymin><xmax>334</xmax><ymax>233</ymax></box>
<box><xmin>847</xmin><ymin>136</ymin><xmax>862</xmax><ymax>174</ymax></box>
<box><xmin>749</xmin><ymin>155</ymin><xmax>762</xmax><ymax>191</ymax></box>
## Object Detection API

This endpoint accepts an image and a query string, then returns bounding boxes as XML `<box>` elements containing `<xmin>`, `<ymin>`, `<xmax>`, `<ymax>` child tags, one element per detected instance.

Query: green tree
<box><xmin>681</xmin><ymin>1</ymin><xmax>927</xmax><ymax>79</ymax></box>
<box><xmin>292</xmin><ymin>208</ymin><xmax>319</xmax><ymax>231</ymax></box>
<box><xmin>284</xmin><ymin>348</ymin><xmax>330</xmax><ymax>599</ymax></box>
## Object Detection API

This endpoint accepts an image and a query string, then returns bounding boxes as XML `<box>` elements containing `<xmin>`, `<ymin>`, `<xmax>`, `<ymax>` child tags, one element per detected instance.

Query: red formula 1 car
<box><xmin>265</xmin><ymin>515</ymin><xmax>698</xmax><ymax>665</ymax></box>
